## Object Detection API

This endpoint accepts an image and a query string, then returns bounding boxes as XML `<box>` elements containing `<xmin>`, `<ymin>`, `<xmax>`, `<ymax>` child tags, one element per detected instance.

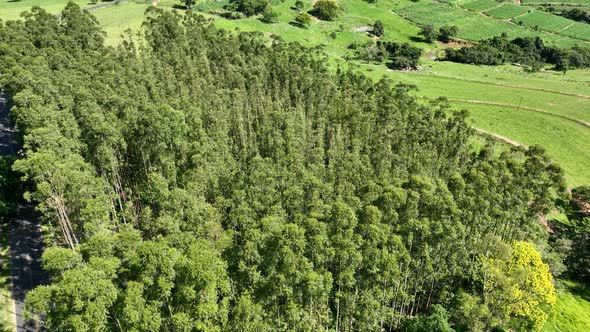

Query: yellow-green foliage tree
<box><xmin>482</xmin><ymin>241</ymin><xmax>556</xmax><ymax>330</ymax></box>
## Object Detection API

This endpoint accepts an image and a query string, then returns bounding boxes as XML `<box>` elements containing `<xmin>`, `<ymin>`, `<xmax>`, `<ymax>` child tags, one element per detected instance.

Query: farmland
<box><xmin>484</xmin><ymin>3</ymin><xmax>530</xmax><ymax>19</ymax></box>
<box><xmin>395</xmin><ymin>1</ymin><xmax>586</xmax><ymax>47</ymax></box>
<box><xmin>461</xmin><ymin>0</ymin><xmax>499</xmax><ymax>12</ymax></box>
<box><xmin>515</xmin><ymin>11</ymin><xmax>590</xmax><ymax>41</ymax></box>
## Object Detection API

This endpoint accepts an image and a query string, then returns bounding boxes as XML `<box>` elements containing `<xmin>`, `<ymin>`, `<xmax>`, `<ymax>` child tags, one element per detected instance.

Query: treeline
<box><xmin>444</xmin><ymin>35</ymin><xmax>590</xmax><ymax>71</ymax></box>
<box><xmin>0</xmin><ymin>3</ymin><xmax>570</xmax><ymax>331</ymax></box>
<box><xmin>549</xmin><ymin>7</ymin><xmax>590</xmax><ymax>24</ymax></box>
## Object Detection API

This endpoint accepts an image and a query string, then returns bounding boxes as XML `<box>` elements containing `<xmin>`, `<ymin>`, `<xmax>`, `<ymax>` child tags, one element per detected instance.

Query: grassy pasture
<box><xmin>395</xmin><ymin>2</ymin><xmax>586</xmax><ymax>47</ymax></box>
<box><xmin>560</xmin><ymin>22</ymin><xmax>590</xmax><ymax>40</ymax></box>
<box><xmin>461</xmin><ymin>0</ymin><xmax>499</xmax><ymax>12</ymax></box>
<box><xmin>485</xmin><ymin>3</ymin><xmax>531</xmax><ymax>19</ymax></box>
<box><xmin>543</xmin><ymin>281</ymin><xmax>590</xmax><ymax>332</ymax></box>
<box><xmin>515</xmin><ymin>10</ymin><xmax>590</xmax><ymax>41</ymax></box>
<box><xmin>0</xmin><ymin>0</ymin><xmax>88</xmax><ymax>21</ymax></box>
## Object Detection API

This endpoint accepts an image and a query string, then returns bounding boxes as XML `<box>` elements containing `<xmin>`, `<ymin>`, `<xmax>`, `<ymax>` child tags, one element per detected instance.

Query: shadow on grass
<box><xmin>288</xmin><ymin>21</ymin><xmax>307</xmax><ymax>29</ymax></box>
<box><xmin>565</xmin><ymin>281</ymin><xmax>590</xmax><ymax>302</ymax></box>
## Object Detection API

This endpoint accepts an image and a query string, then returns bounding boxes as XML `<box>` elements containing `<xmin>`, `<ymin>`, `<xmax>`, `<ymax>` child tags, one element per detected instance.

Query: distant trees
<box><xmin>372</xmin><ymin>20</ymin><xmax>384</xmax><ymax>37</ymax></box>
<box><xmin>312</xmin><ymin>0</ymin><xmax>339</xmax><ymax>21</ymax></box>
<box><xmin>234</xmin><ymin>0</ymin><xmax>269</xmax><ymax>16</ymax></box>
<box><xmin>356</xmin><ymin>40</ymin><xmax>421</xmax><ymax>69</ymax></box>
<box><xmin>558</xmin><ymin>8</ymin><xmax>590</xmax><ymax>24</ymax></box>
<box><xmin>419</xmin><ymin>24</ymin><xmax>437</xmax><ymax>43</ymax></box>
<box><xmin>418</xmin><ymin>24</ymin><xmax>458</xmax><ymax>43</ymax></box>
<box><xmin>437</xmin><ymin>25</ymin><xmax>459</xmax><ymax>43</ymax></box>
<box><xmin>180</xmin><ymin>0</ymin><xmax>195</xmax><ymax>9</ymax></box>
<box><xmin>444</xmin><ymin>35</ymin><xmax>590</xmax><ymax>71</ymax></box>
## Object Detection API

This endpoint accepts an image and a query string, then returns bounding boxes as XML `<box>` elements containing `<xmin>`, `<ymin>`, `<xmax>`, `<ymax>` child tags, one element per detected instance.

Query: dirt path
<box><xmin>0</xmin><ymin>95</ymin><xmax>46</xmax><ymax>332</ymax></box>
<box><xmin>474</xmin><ymin>128</ymin><xmax>524</xmax><ymax>147</ymax></box>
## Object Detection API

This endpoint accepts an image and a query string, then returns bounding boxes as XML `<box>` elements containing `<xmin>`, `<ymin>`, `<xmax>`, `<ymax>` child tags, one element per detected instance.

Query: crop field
<box><xmin>522</xmin><ymin>0</ymin><xmax>590</xmax><ymax>4</ymax></box>
<box><xmin>560</xmin><ymin>22</ymin><xmax>590</xmax><ymax>40</ymax></box>
<box><xmin>517</xmin><ymin>10</ymin><xmax>577</xmax><ymax>31</ymax></box>
<box><xmin>461</xmin><ymin>0</ymin><xmax>499</xmax><ymax>12</ymax></box>
<box><xmin>484</xmin><ymin>3</ymin><xmax>530</xmax><ymax>19</ymax></box>
<box><xmin>394</xmin><ymin>2</ymin><xmax>585</xmax><ymax>47</ymax></box>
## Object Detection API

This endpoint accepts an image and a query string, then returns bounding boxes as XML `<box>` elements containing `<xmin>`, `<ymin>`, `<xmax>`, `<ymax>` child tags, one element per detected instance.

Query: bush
<box><xmin>372</xmin><ymin>20</ymin><xmax>384</xmax><ymax>37</ymax></box>
<box><xmin>312</xmin><ymin>0</ymin><xmax>339</xmax><ymax>21</ymax></box>
<box><xmin>261</xmin><ymin>6</ymin><xmax>279</xmax><ymax>23</ymax></box>
<box><xmin>419</xmin><ymin>24</ymin><xmax>437</xmax><ymax>43</ymax></box>
<box><xmin>438</xmin><ymin>25</ymin><xmax>458</xmax><ymax>43</ymax></box>
<box><xmin>234</xmin><ymin>0</ymin><xmax>270</xmax><ymax>16</ymax></box>
<box><xmin>295</xmin><ymin>12</ymin><xmax>312</xmax><ymax>27</ymax></box>
<box><xmin>294</xmin><ymin>0</ymin><xmax>304</xmax><ymax>11</ymax></box>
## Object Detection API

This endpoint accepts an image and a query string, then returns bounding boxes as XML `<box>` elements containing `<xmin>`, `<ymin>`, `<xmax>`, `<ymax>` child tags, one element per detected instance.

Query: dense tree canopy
<box><xmin>445</xmin><ymin>35</ymin><xmax>590</xmax><ymax>71</ymax></box>
<box><xmin>0</xmin><ymin>3</ymin><xmax>568</xmax><ymax>330</ymax></box>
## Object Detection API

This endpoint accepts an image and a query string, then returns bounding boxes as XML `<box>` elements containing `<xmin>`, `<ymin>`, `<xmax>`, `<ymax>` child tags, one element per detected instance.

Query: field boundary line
<box><xmin>449</xmin><ymin>98</ymin><xmax>590</xmax><ymax>128</ymax></box>
<box><xmin>474</xmin><ymin>128</ymin><xmax>524</xmax><ymax>147</ymax></box>
<box><xmin>559</xmin><ymin>22</ymin><xmax>576</xmax><ymax>32</ymax></box>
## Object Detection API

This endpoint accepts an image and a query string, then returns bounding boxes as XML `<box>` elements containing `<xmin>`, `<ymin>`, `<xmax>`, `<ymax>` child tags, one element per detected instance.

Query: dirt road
<box><xmin>0</xmin><ymin>95</ymin><xmax>46</xmax><ymax>332</ymax></box>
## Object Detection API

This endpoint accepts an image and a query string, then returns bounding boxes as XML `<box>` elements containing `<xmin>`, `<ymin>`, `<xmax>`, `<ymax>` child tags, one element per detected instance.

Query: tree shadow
<box><xmin>564</xmin><ymin>281</ymin><xmax>590</xmax><ymax>302</ymax></box>
<box><xmin>172</xmin><ymin>4</ymin><xmax>188</xmax><ymax>10</ymax></box>
<box><xmin>288</xmin><ymin>21</ymin><xmax>307</xmax><ymax>29</ymax></box>
<box><xmin>410</xmin><ymin>36</ymin><xmax>428</xmax><ymax>43</ymax></box>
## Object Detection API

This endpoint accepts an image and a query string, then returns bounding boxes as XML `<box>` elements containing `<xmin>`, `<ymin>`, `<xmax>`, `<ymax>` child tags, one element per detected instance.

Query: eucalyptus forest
<box><xmin>0</xmin><ymin>2</ymin><xmax>588</xmax><ymax>331</ymax></box>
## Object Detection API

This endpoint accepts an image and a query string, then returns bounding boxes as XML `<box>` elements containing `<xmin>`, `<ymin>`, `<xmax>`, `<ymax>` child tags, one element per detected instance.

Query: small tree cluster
<box><xmin>419</xmin><ymin>24</ymin><xmax>458</xmax><ymax>43</ymax></box>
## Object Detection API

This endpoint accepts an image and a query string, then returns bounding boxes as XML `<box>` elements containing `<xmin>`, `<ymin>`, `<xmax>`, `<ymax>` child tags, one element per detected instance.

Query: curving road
<box><xmin>0</xmin><ymin>95</ymin><xmax>46</xmax><ymax>332</ymax></box>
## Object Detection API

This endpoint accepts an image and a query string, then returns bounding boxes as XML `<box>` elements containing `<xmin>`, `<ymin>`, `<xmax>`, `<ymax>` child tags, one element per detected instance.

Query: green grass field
<box><xmin>461</xmin><ymin>0</ymin><xmax>499</xmax><ymax>12</ymax></box>
<box><xmin>543</xmin><ymin>280</ymin><xmax>590</xmax><ymax>332</ymax></box>
<box><xmin>516</xmin><ymin>11</ymin><xmax>581</xmax><ymax>35</ymax></box>
<box><xmin>0</xmin><ymin>0</ymin><xmax>88</xmax><ymax>21</ymax></box>
<box><xmin>485</xmin><ymin>3</ymin><xmax>530</xmax><ymax>19</ymax></box>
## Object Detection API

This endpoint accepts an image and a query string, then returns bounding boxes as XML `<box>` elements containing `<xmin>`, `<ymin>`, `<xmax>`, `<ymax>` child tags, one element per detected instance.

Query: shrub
<box><xmin>261</xmin><ymin>6</ymin><xmax>279</xmax><ymax>23</ymax></box>
<box><xmin>295</xmin><ymin>12</ymin><xmax>312</xmax><ymax>27</ymax></box>
<box><xmin>372</xmin><ymin>20</ymin><xmax>384</xmax><ymax>37</ymax></box>
<box><xmin>312</xmin><ymin>0</ymin><xmax>339</xmax><ymax>21</ymax></box>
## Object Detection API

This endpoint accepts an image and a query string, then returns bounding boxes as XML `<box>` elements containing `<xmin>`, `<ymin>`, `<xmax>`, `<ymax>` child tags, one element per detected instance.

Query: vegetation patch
<box><xmin>485</xmin><ymin>3</ymin><xmax>531</xmax><ymax>19</ymax></box>
<box><xmin>395</xmin><ymin>2</ymin><xmax>584</xmax><ymax>47</ymax></box>
<box><xmin>461</xmin><ymin>0</ymin><xmax>499</xmax><ymax>12</ymax></box>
